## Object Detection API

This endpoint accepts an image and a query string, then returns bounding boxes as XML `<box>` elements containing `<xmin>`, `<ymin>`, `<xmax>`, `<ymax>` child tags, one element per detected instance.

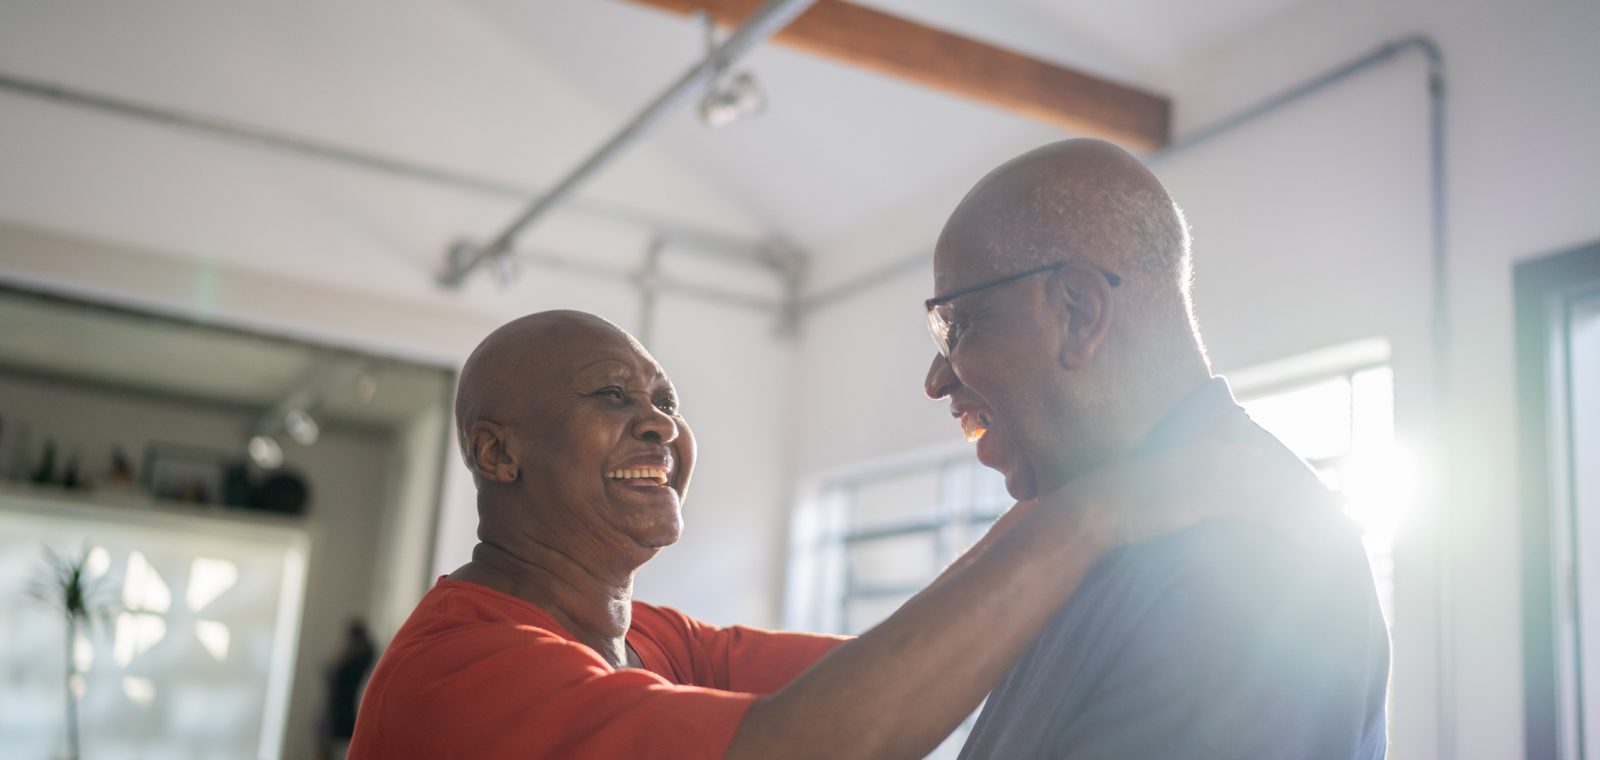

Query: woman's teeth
<box><xmin>961</xmin><ymin>412</ymin><xmax>990</xmax><ymax>443</ymax></box>
<box><xmin>607</xmin><ymin>467</ymin><xmax>669</xmax><ymax>485</ymax></box>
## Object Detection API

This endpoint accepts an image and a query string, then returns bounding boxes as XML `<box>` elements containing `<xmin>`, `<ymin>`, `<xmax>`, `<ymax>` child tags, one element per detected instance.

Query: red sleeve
<box><xmin>632</xmin><ymin>604</ymin><xmax>848</xmax><ymax>694</ymax></box>
<box><xmin>353</xmin><ymin>624</ymin><xmax>756</xmax><ymax>759</ymax></box>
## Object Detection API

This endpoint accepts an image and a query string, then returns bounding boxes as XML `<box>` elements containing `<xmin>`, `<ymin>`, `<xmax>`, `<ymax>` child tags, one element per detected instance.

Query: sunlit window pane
<box><xmin>186</xmin><ymin>557</ymin><xmax>239</xmax><ymax>613</ymax></box>
<box><xmin>848</xmin><ymin>534</ymin><xmax>940</xmax><ymax>588</ymax></box>
<box><xmin>1241</xmin><ymin>376</ymin><xmax>1353</xmax><ymax>462</ymax></box>
<box><xmin>845</xmin><ymin>594</ymin><xmax>913</xmax><ymax>634</ymax></box>
<box><xmin>1351</xmin><ymin>367</ymin><xmax>1395</xmax><ymax>450</ymax></box>
<box><xmin>852</xmin><ymin>469</ymin><xmax>943</xmax><ymax>529</ymax></box>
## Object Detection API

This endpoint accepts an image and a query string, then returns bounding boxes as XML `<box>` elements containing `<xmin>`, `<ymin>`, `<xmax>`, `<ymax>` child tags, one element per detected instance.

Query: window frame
<box><xmin>1516</xmin><ymin>239</ymin><xmax>1600</xmax><ymax>760</ymax></box>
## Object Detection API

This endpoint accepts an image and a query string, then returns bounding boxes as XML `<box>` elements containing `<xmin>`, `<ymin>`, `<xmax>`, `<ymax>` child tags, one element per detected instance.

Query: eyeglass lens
<box><xmin>927</xmin><ymin>304</ymin><xmax>953</xmax><ymax>356</ymax></box>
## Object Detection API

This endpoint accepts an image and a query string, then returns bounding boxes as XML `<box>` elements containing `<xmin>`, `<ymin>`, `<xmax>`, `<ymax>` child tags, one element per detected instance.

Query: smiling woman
<box><xmin>450</xmin><ymin>314</ymin><xmax>698</xmax><ymax>562</ymax></box>
<box><xmin>348</xmin><ymin>309</ymin><xmax>1312</xmax><ymax>760</ymax></box>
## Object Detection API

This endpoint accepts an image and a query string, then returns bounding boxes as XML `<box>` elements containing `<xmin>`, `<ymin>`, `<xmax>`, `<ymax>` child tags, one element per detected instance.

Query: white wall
<box><xmin>791</xmin><ymin>1</ymin><xmax>1600</xmax><ymax>759</ymax></box>
<box><xmin>370</xmin><ymin>402</ymin><xmax>450</xmax><ymax>643</ymax></box>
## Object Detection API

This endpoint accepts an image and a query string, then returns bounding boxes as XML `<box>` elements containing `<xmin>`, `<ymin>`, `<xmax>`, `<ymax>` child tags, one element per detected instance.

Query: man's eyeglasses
<box><xmin>924</xmin><ymin>260</ymin><xmax>1121</xmax><ymax>357</ymax></box>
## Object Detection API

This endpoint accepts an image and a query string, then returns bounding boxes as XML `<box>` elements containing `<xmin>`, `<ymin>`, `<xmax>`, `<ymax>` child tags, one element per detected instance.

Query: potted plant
<box><xmin>29</xmin><ymin>546</ymin><xmax>117</xmax><ymax>760</ymax></box>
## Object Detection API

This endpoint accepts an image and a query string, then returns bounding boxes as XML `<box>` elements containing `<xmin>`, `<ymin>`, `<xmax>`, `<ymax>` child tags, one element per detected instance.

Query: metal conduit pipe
<box><xmin>0</xmin><ymin>70</ymin><xmax>783</xmax><ymax>272</ymax></box>
<box><xmin>438</xmin><ymin>0</ymin><xmax>819</xmax><ymax>287</ymax></box>
<box><xmin>516</xmin><ymin>246</ymin><xmax>783</xmax><ymax>313</ymax></box>
<box><xmin>797</xmin><ymin>34</ymin><xmax>1453</xmax><ymax>758</ymax></box>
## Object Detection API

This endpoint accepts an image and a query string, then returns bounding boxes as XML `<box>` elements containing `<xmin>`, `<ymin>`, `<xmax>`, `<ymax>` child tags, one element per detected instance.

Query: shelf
<box><xmin>0</xmin><ymin>481</ymin><xmax>309</xmax><ymax>540</ymax></box>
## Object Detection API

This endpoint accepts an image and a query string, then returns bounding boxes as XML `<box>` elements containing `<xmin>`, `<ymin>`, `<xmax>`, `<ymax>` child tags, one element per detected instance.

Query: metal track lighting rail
<box><xmin>437</xmin><ymin>0</ymin><xmax>817</xmax><ymax>288</ymax></box>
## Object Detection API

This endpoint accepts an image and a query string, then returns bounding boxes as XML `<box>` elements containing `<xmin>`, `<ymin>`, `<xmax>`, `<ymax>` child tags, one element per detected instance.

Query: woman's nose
<box><xmin>634</xmin><ymin>406</ymin><xmax>679</xmax><ymax>443</ymax></box>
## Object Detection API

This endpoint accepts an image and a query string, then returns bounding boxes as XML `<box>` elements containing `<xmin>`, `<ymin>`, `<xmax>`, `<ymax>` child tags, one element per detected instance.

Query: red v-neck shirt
<box><xmin>350</xmin><ymin>578</ymin><xmax>845</xmax><ymax>759</ymax></box>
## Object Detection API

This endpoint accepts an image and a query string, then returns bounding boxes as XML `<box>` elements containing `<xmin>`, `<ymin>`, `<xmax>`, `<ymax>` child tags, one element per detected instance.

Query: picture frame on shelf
<box><xmin>142</xmin><ymin>442</ymin><xmax>234</xmax><ymax>506</ymax></box>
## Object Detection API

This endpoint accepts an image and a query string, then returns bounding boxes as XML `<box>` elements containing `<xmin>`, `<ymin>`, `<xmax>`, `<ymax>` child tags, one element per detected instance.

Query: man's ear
<box><xmin>1047</xmin><ymin>264</ymin><xmax>1114</xmax><ymax>370</ymax></box>
<box><xmin>467</xmin><ymin>421</ymin><xmax>520</xmax><ymax>484</ymax></box>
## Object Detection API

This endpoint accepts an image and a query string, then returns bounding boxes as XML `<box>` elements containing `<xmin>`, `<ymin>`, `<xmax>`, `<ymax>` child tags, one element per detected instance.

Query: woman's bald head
<box><xmin>453</xmin><ymin>311</ymin><xmax>643</xmax><ymax>479</ymax></box>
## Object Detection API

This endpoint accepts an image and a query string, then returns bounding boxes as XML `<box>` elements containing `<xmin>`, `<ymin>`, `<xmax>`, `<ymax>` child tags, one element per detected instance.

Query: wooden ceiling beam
<box><xmin>623</xmin><ymin>0</ymin><xmax>1170</xmax><ymax>151</ymax></box>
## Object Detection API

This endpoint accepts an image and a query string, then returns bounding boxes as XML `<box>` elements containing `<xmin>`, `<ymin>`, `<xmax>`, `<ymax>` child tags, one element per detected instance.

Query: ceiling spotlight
<box><xmin>283</xmin><ymin>409</ymin><xmax>320</xmax><ymax>446</ymax></box>
<box><xmin>248</xmin><ymin>436</ymin><xmax>284</xmax><ymax>470</ymax></box>
<box><xmin>694</xmin><ymin>11</ymin><xmax>765</xmax><ymax>129</ymax></box>
<box><xmin>700</xmin><ymin>71</ymin><xmax>765</xmax><ymax>128</ymax></box>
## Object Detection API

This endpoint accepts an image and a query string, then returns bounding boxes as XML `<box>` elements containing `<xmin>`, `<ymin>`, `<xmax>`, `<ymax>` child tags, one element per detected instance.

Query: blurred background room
<box><xmin>0</xmin><ymin>0</ymin><xmax>1596</xmax><ymax>758</ymax></box>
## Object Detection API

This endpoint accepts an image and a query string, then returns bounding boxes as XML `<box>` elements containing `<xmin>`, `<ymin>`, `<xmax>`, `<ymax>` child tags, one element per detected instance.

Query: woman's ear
<box><xmin>468</xmin><ymin>421</ymin><xmax>520</xmax><ymax>484</ymax></box>
<box><xmin>1048</xmin><ymin>264</ymin><xmax>1115</xmax><ymax>370</ymax></box>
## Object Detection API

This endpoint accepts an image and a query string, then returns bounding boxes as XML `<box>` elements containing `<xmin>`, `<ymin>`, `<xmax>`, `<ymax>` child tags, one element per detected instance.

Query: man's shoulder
<box><xmin>1103</xmin><ymin>509</ymin><xmax>1376</xmax><ymax>618</ymax></box>
<box><xmin>1017</xmin><ymin>510</ymin><xmax>1384</xmax><ymax>695</ymax></box>
<box><xmin>962</xmin><ymin>514</ymin><xmax>1389</xmax><ymax>760</ymax></box>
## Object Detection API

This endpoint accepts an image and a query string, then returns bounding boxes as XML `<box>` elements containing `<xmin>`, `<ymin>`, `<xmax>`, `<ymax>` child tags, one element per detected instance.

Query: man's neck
<box><xmin>1107</xmin><ymin>335</ymin><xmax>1213</xmax><ymax>444</ymax></box>
<box><xmin>1041</xmin><ymin>360</ymin><xmax>1212</xmax><ymax>492</ymax></box>
<box><xmin>1123</xmin><ymin>371</ymin><xmax>1214</xmax><ymax>449</ymax></box>
<box><xmin>452</xmin><ymin>536</ymin><xmax>636</xmax><ymax>668</ymax></box>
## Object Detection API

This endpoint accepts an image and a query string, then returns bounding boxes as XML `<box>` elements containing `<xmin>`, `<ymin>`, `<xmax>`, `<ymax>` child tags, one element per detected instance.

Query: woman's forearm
<box><xmin>725</xmin><ymin>494</ymin><xmax>1109</xmax><ymax>760</ymax></box>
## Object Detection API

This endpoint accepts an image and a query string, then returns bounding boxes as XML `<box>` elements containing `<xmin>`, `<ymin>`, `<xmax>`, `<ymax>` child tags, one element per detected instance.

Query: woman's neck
<box><xmin>452</xmin><ymin>539</ymin><xmax>635</xmax><ymax>668</ymax></box>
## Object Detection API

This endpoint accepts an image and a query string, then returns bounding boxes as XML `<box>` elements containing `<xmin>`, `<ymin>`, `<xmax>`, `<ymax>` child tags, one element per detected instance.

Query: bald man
<box><xmin>923</xmin><ymin>140</ymin><xmax>1390</xmax><ymax>758</ymax></box>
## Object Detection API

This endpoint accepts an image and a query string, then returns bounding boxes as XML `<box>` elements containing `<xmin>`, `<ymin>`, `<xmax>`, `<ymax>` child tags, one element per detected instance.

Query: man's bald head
<box><xmin>936</xmin><ymin>138</ymin><xmax>1196</xmax><ymax>337</ymax></box>
<box><xmin>924</xmin><ymin>139</ymin><xmax>1212</xmax><ymax>496</ymax></box>
<box><xmin>454</xmin><ymin>310</ymin><xmax>643</xmax><ymax>482</ymax></box>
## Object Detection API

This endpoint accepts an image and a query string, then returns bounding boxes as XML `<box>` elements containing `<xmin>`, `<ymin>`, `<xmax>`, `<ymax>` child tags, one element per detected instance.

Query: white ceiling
<box><xmin>0</xmin><ymin>0</ymin><xmax>1315</xmax><ymax>308</ymax></box>
<box><xmin>998</xmin><ymin>0</ymin><xmax>1316</xmax><ymax>74</ymax></box>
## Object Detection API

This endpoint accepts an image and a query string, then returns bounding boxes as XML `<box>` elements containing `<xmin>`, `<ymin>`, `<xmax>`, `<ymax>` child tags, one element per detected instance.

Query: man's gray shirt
<box><xmin>959</xmin><ymin>378</ymin><xmax>1390</xmax><ymax>759</ymax></box>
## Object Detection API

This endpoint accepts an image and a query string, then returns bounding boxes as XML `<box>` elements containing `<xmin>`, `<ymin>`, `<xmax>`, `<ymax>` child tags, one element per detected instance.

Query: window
<box><xmin>787</xmin><ymin>451</ymin><xmax>1011</xmax><ymax>636</ymax></box>
<box><xmin>0</xmin><ymin>491</ymin><xmax>307</xmax><ymax>759</ymax></box>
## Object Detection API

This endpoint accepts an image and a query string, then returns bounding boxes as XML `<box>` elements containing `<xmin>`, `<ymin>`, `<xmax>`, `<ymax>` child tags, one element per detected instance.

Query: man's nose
<box><xmin>925</xmin><ymin>353</ymin><xmax>959</xmax><ymax>400</ymax></box>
